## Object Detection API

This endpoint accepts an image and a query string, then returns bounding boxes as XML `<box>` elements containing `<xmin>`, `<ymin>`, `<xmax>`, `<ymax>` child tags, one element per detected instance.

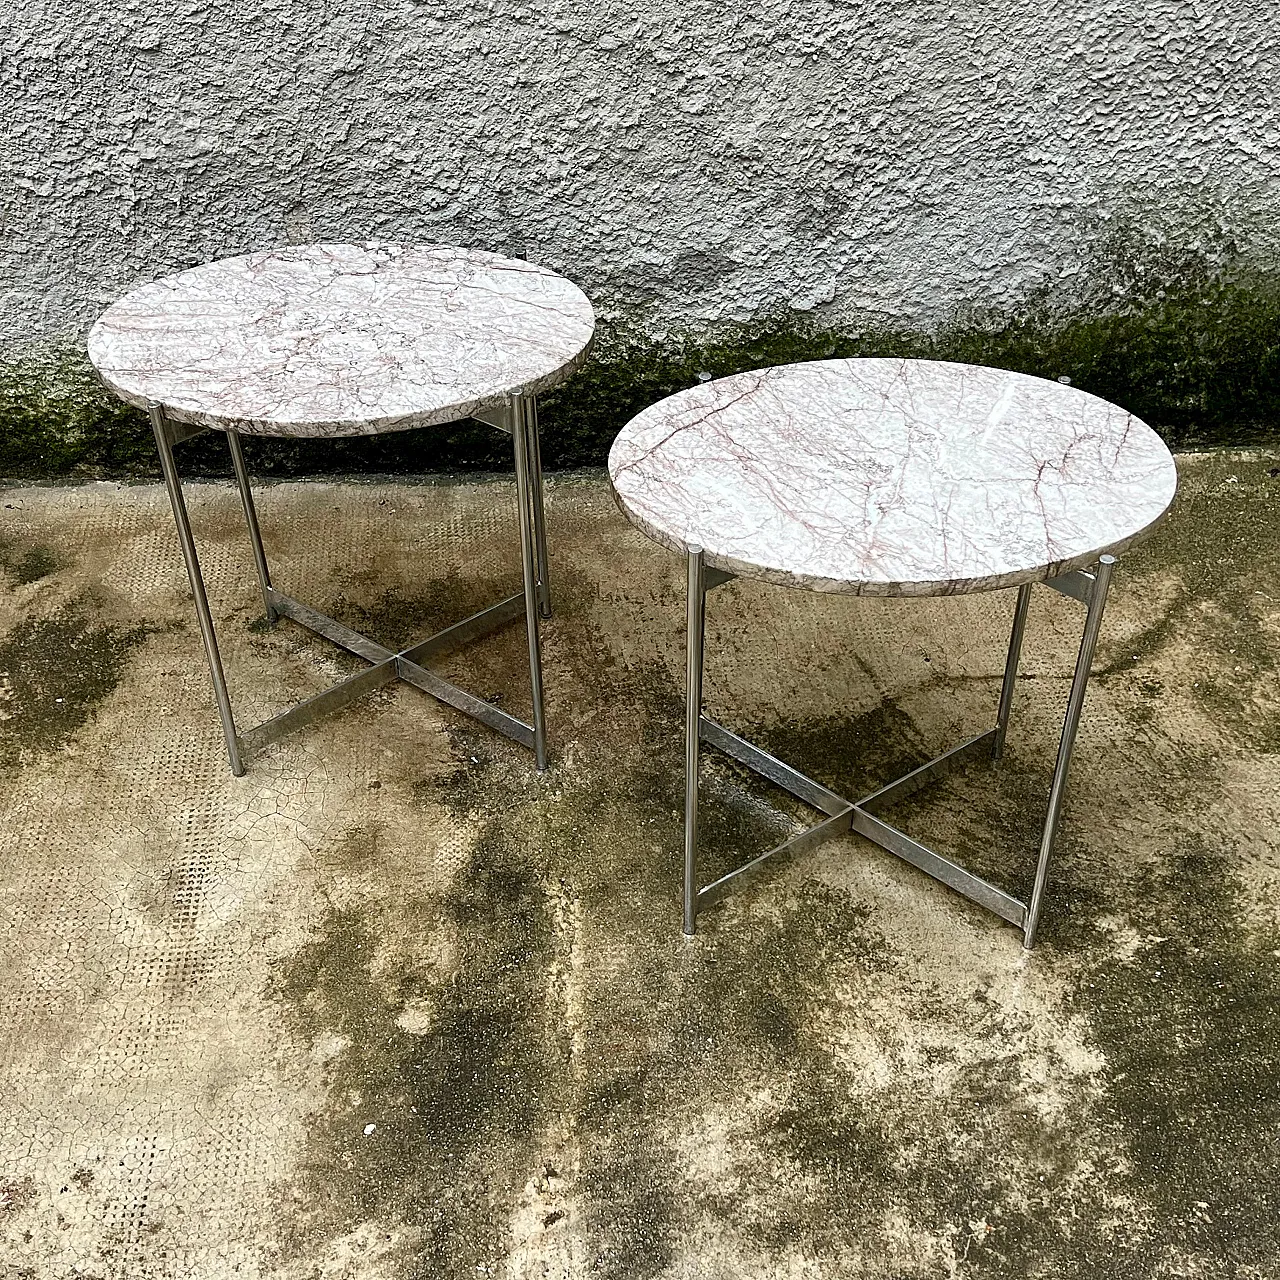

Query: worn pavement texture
<box><xmin>1</xmin><ymin>455</ymin><xmax>1278</xmax><ymax>1279</ymax></box>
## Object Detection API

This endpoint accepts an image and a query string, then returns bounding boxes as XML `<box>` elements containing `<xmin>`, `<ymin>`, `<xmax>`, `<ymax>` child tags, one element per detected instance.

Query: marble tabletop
<box><xmin>87</xmin><ymin>243</ymin><xmax>596</xmax><ymax>437</ymax></box>
<box><xmin>608</xmin><ymin>359</ymin><xmax>1178</xmax><ymax>596</ymax></box>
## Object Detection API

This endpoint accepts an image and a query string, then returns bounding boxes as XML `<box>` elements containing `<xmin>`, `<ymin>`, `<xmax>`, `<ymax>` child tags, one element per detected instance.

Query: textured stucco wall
<box><xmin>2</xmin><ymin>0</ymin><xmax>1279</xmax><ymax>354</ymax></box>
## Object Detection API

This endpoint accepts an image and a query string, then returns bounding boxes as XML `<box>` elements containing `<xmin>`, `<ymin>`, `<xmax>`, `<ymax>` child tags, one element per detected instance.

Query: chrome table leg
<box><xmin>511</xmin><ymin>394</ymin><xmax>549</xmax><ymax>770</ymax></box>
<box><xmin>525</xmin><ymin>396</ymin><xmax>552</xmax><ymax>619</ymax></box>
<box><xmin>684</xmin><ymin>547</ymin><xmax>707</xmax><ymax>935</ymax></box>
<box><xmin>674</xmin><ymin>557</ymin><xmax>1120</xmax><ymax>949</ymax></box>
<box><xmin>226</xmin><ymin>429</ymin><xmax>275</xmax><ymax>623</ymax></box>
<box><xmin>1022</xmin><ymin>554</ymin><xmax>1116</xmax><ymax>948</ymax></box>
<box><xmin>148</xmin><ymin>403</ymin><xmax>245</xmax><ymax>777</ymax></box>
<box><xmin>993</xmin><ymin>583</ymin><xmax>1033</xmax><ymax>762</ymax></box>
<box><xmin>149</xmin><ymin>400</ymin><xmax>553</xmax><ymax>776</ymax></box>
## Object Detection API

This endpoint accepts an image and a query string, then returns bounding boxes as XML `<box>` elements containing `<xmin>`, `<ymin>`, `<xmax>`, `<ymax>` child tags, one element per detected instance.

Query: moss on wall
<box><xmin>3</xmin><ymin>260</ymin><xmax>1278</xmax><ymax>481</ymax></box>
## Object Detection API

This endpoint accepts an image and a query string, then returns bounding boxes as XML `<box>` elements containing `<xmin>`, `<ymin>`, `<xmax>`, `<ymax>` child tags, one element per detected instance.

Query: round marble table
<box><xmin>89</xmin><ymin>243</ymin><xmax>596</xmax><ymax>775</ymax></box>
<box><xmin>608</xmin><ymin>358</ymin><xmax>1178</xmax><ymax>946</ymax></box>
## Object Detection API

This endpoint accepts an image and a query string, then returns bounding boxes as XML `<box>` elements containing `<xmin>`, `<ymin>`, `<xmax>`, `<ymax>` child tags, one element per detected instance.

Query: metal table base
<box><xmin>682</xmin><ymin>550</ymin><xmax>1116</xmax><ymax>948</ymax></box>
<box><xmin>149</xmin><ymin>395</ymin><xmax>552</xmax><ymax>777</ymax></box>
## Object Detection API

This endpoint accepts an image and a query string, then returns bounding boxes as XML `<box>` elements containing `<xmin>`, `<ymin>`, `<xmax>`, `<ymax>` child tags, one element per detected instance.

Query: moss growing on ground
<box><xmin>4</xmin><ymin>246</ymin><xmax>1279</xmax><ymax>480</ymax></box>
<box><xmin>1065</xmin><ymin>837</ymin><xmax>1280</xmax><ymax>1273</ymax></box>
<box><xmin>0</xmin><ymin>604</ymin><xmax>153</xmax><ymax>765</ymax></box>
<box><xmin>269</xmin><ymin>828</ymin><xmax>561</xmax><ymax>1273</ymax></box>
<box><xmin>0</xmin><ymin>536</ymin><xmax>59</xmax><ymax>584</ymax></box>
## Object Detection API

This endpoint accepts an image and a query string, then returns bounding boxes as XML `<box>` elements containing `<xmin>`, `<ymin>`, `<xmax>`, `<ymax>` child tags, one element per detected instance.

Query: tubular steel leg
<box><xmin>148</xmin><ymin>404</ymin><xmax>245</xmax><ymax>777</ymax></box>
<box><xmin>511</xmin><ymin>395</ymin><xmax>549</xmax><ymax>771</ymax></box>
<box><xmin>1022</xmin><ymin>555</ymin><xmax>1116</xmax><ymax>949</ymax></box>
<box><xmin>226</xmin><ymin>429</ymin><xmax>275</xmax><ymax>623</ymax></box>
<box><xmin>525</xmin><ymin>396</ymin><xmax>552</xmax><ymax>619</ymax></box>
<box><xmin>993</xmin><ymin>583</ymin><xmax>1033</xmax><ymax>762</ymax></box>
<box><xmin>684</xmin><ymin>548</ymin><xmax>707</xmax><ymax>936</ymax></box>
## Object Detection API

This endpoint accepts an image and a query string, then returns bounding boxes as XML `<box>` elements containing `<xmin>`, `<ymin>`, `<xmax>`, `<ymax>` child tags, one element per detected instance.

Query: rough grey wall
<box><xmin>3</xmin><ymin>0</ymin><xmax>1278</xmax><ymax>353</ymax></box>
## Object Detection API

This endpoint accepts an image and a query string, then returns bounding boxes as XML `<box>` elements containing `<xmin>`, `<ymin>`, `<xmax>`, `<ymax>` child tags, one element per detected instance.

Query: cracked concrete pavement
<box><xmin>2</xmin><ymin>454</ymin><xmax>1279</xmax><ymax>1278</ymax></box>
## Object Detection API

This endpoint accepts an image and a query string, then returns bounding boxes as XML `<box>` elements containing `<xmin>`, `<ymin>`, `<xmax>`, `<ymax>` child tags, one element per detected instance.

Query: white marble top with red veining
<box><xmin>608</xmin><ymin>359</ymin><xmax>1177</xmax><ymax>596</ymax></box>
<box><xmin>87</xmin><ymin>243</ymin><xmax>595</xmax><ymax>437</ymax></box>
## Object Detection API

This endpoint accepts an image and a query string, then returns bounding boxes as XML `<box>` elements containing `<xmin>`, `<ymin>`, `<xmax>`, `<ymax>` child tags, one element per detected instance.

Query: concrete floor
<box><xmin>1</xmin><ymin>454</ymin><xmax>1278</xmax><ymax>1280</ymax></box>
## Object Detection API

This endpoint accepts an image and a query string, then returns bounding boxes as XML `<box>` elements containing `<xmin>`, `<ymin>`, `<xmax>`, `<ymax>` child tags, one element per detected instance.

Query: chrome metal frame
<box><xmin>149</xmin><ymin>395</ymin><xmax>552</xmax><ymax>778</ymax></box>
<box><xmin>682</xmin><ymin>547</ymin><xmax>1116</xmax><ymax>948</ymax></box>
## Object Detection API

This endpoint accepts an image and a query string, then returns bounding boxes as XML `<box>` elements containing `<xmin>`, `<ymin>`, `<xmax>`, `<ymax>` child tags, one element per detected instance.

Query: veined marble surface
<box><xmin>608</xmin><ymin>359</ymin><xmax>1178</xmax><ymax>596</ymax></box>
<box><xmin>87</xmin><ymin>243</ymin><xmax>596</xmax><ymax>436</ymax></box>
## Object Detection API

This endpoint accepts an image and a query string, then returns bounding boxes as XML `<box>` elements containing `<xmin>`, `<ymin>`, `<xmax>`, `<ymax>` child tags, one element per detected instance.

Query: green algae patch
<box><xmin>0</xmin><ymin>604</ymin><xmax>152</xmax><ymax>766</ymax></box>
<box><xmin>267</xmin><ymin>828</ymin><xmax>561</xmax><ymax>1274</ymax></box>
<box><xmin>5</xmin><ymin>244</ymin><xmax>1280</xmax><ymax>480</ymax></box>
<box><xmin>1031</xmin><ymin>453</ymin><xmax>1280</xmax><ymax>1273</ymax></box>
<box><xmin>1063</xmin><ymin>839</ymin><xmax>1280</xmax><ymax>1274</ymax></box>
<box><xmin>753</xmin><ymin>699</ymin><xmax>933</xmax><ymax>802</ymax></box>
<box><xmin>659</xmin><ymin>727</ymin><xmax>1131</xmax><ymax>1275</ymax></box>
<box><xmin>540</xmin><ymin>250</ymin><xmax>1280</xmax><ymax>468</ymax></box>
<box><xmin>329</xmin><ymin>570</ymin><xmax>515</xmax><ymax>653</ymax></box>
<box><xmin>1096</xmin><ymin>452</ymin><xmax>1280</xmax><ymax>751</ymax></box>
<box><xmin>266</xmin><ymin>637</ymin><xmax>1116</xmax><ymax>1277</ymax></box>
<box><xmin>0</xmin><ymin>348</ymin><xmax>153</xmax><ymax>476</ymax></box>
<box><xmin>0</xmin><ymin>536</ymin><xmax>59</xmax><ymax>585</ymax></box>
